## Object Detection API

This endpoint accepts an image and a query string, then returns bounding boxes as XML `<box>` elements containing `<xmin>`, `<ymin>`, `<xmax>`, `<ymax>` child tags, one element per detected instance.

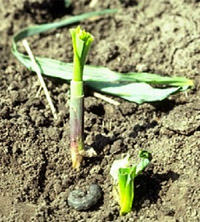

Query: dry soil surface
<box><xmin>0</xmin><ymin>0</ymin><xmax>200</xmax><ymax>221</ymax></box>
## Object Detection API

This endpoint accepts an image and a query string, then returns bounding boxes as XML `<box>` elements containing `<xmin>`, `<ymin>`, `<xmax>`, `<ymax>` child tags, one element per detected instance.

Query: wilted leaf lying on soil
<box><xmin>12</xmin><ymin>9</ymin><xmax>193</xmax><ymax>103</ymax></box>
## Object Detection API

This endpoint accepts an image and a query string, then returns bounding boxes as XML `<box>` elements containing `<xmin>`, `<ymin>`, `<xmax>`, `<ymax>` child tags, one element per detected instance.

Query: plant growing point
<box><xmin>69</xmin><ymin>26</ymin><xmax>94</xmax><ymax>169</ymax></box>
<box><xmin>110</xmin><ymin>150</ymin><xmax>152</xmax><ymax>215</ymax></box>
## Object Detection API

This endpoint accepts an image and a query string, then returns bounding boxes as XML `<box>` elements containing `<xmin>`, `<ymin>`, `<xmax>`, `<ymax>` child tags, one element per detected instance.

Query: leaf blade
<box><xmin>11</xmin><ymin>9</ymin><xmax>193</xmax><ymax>104</ymax></box>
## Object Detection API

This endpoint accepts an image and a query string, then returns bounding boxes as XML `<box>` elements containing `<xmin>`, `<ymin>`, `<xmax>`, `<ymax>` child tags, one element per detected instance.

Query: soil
<box><xmin>0</xmin><ymin>0</ymin><xmax>200</xmax><ymax>221</ymax></box>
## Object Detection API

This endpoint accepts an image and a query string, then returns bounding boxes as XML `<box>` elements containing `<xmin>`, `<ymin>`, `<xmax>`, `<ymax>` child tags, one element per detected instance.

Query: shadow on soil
<box><xmin>151</xmin><ymin>99</ymin><xmax>176</xmax><ymax>113</ymax></box>
<box><xmin>22</xmin><ymin>0</ymin><xmax>72</xmax><ymax>23</ymax></box>
<box><xmin>129</xmin><ymin>120</ymin><xmax>158</xmax><ymax>138</ymax></box>
<box><xmin>134</xmin><ymin>169</ymin><xmax>180</xmax><ymax>212</ymax></box>
<box><xmin>90</xmin><ymin>134</ymin><xmax>116</xmax><ymax>154</ymax></box>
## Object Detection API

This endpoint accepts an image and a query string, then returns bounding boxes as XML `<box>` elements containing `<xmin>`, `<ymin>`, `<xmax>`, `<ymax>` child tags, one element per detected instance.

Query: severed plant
<box><xmin>69</xmin><ymin>26</ymin><xmax>94</xmax><ymax>169</ymax></box>
<box><xmin>12</xmin><ymin>9</ymin><xmax>193</xmax><ymax>104</ymax></box>
<box><xmin>110</xmin><ymin>150</ymin><xmax>152</xmax><ymax>215</ymax></box>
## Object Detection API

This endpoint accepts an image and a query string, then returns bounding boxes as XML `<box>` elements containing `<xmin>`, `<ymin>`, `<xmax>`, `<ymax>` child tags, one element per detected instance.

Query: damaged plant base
<box><xmin>70</xmin><ymin>141</ymin><xmax>97</xmax><ymax>169</ymax></box>
<box><xmin>70</xmin><ymin>81</ymin><xmax>84</xmax><ymax>169</ymax></box>
<box><xmin>70</xmin><ymin>81</ymin><xmax>97</xmax><ymax>168</ymax></box>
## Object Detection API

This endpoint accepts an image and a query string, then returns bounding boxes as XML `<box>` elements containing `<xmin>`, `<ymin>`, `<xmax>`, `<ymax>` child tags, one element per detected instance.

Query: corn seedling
<box><xmin>69</xmin><ymin>26</ymin><xmax>94</xmax><ymax>169</ymax></box>
<box><xmin>110</xmin><ymin>150</ymin><xmax>152</xmax><ymax>215</ymax></box>
<box><xmin>12</xmin><ymin>9</ymin><xmax>193</xmax><ymax>104</ymax></box>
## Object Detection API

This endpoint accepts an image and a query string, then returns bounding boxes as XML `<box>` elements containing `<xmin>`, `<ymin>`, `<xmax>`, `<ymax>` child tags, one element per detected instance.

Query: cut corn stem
<box><xmin>70</xmin><ymin>81</ymin><xmax>84</xmax><ymax>169</ymax></box>
<box><xmin>69</xmin><ymin>26</ymin><xmax>94</xmax><ymax>168</ymax></box>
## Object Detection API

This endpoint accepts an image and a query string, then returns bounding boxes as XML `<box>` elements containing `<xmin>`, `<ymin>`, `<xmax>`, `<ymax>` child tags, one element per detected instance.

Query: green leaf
<box><xmin>12</xmin><ymin>9</ymin><xmax>117</xmax><ymax>43</ymax></box>
<box><xmin>118</xmin><ymin>167</ymin><xmax>136</xmax><ymax>215</ymax></box>
<box><xmin>87</xmin><ymin>81</ymin><xmax>183</xmax><ymax>104</ymax></box>
<box><xmin>110</xmin><ymin>155</ymin><xmax>130</xmax><ymax>183</ymax></box>
<box><xmin>121</xmin><ymin>72</ymin><xmax>193</xmax><ymax>87</ymax></box>
<box><xmin>136</xmin><ymin>150</ymin><xmax>152</xmax><ymax>176</ymax></box>
<box><xmin>11</xmin><ymin>9</ymin><xmax>193</xmax><ymax>104</ymax></box>
<box><xmin>110</xmin><ymin>151</ymin><xmax>152</xmax><ymax>215</ymax></box>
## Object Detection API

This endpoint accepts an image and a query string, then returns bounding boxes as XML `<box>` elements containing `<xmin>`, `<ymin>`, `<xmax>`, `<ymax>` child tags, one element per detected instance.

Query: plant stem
<box><xmin>69</xmin><ymin>26</ymin><xmax>93</xmax><ymax>169</ymax></box>
<box><xmin>70</xmin><ymin>81</ymin><xmax>84</xmax><ymax>169</ymax></box>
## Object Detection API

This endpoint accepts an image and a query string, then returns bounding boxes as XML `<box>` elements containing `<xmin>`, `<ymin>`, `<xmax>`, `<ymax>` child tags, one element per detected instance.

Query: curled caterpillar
<box><xmin>67</xmin><ymin>184</ymin><xmax>102</xmax><ymax>211</ymax></box>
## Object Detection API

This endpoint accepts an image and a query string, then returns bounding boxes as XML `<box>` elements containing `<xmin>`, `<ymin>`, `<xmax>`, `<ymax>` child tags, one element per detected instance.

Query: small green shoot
<box><xmin>69</xmin><ymin>26</ymin><xmax>94</xmax><ymax>169</ymax></box>
<box><xmin>110</xmin><ymin>150</ymin><xmax>152</xmax><ymax>215</ymax></box>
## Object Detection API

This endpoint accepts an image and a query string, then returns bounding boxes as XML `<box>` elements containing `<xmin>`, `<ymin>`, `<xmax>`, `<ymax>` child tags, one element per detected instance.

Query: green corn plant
<box><xmin>11</xmin><ymin>9</ymin><xmax>193</xmax><ymax>104</ymax></box>
<box><xmin>110</xmin><ymin>150</ymin><xmax>152</xmax><ymax>215</ymax></box>
<box><xmin>69</xmin><ymin>26</ymin><xmax>94</xmax><ymax>169</ymax></box>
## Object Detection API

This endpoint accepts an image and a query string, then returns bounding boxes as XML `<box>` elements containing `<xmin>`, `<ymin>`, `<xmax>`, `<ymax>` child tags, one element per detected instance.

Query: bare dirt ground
<box><xmin>0</xmin><ymin>0</ymin><xmax>200</xmax><ymax>221</ymax></box>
